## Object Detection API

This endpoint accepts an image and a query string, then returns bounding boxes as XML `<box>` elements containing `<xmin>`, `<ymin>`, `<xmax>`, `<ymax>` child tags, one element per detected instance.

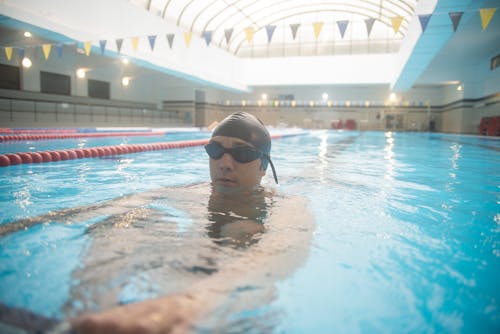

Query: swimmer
<box><xmin>36</xmin><ymin>112</ymin><xmax>312</xmax><ymax>333</ymax></box>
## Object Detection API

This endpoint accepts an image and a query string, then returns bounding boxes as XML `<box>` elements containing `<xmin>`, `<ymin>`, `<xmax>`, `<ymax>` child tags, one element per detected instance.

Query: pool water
<box><xmin>0</xmin><ymin>130</ymin><xmax>499</xmax><ymax>333</ymax></box>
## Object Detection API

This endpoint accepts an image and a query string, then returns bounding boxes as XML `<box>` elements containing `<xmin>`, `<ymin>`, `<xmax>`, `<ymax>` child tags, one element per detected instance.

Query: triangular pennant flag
<box><xmin>166</xmin><ymin>34</ymin><xmax>175</xmax><ymax>49</ymax></box>
<box><xmin>290</xmin><ymin>23</ymin><xmax>300</xmax><ymax>40</ymax></box>
<box><xmin>365</xmin><ymin>18</ymin><xmax>375</xmax><ymax>37</ymax></box>
<box><xmin>313</xmin><ymin>21</ymin><xmax>324</xmax><ymax>39</ymax></box>
<box><xmin>116</xmin><ymin>38</ymin><xmax>124</xmax><ymax>53</ymax></box>
<box><xmin>479</xmin><ymin>8</ymin><xmax>496</xmax><ymax>30</ymax></box>
<box><xmin>131</xmin><ymin>37</ymin><xmax>139</xmax><ymax>51</ymax></box>
<box><xmin>99</xmin><ymin>40</ymin><xmax>107</xmax><ymax>55</ymax></box>
<box><xmin>42</xmin><ymin>44</ymin><xmax>52</xmax><ymax>59</ymax></box>
<box><xmin>83</xmin><ymin>41</ymin><xmax>92</xmax><ymax>56</ymax></box>
<box><xmin>418</xmin><ymin>14</ymin><xmax>432</xmax><ymax>32</ymax></box>
<box><xmin>337</xmin><ymin>20</ymin><xmax>349</xmax><ymax>38</ymax></box>
<box><xmin>148</xmin><ymin>35</ymin><xmax>156</xmax><ymax>50</ymax></box>
<box><xmin>56</xmin><ymin>44</ymin><xmax>63</xmax><ymax>58</ymax></box>
<box><xmin>184</xmin><ymin>31</ymin><xmax>192</xmax><ymax>47</ymax></box>
<box><xmin>448</xmin><ymin>12</ymin><xmax>463</xmax><ymax>32</ymax></box>
<box><xmin>5</xmin><ymin>47</ymin><xmax>13</xmax><ymax>61</ymax></box>
<box><xmin>390</xmin><ymin>16</ymin><xmax>404</xmax><ymax>34</ymax></box>
<box><xmin>244</xmin><ymin>27</ymin><xmax>254</xmax><ymax>43</ymax></box>
<box><xmin>18</xmin><ymin>47</ymin><xmax>25</xmax><ymax>59</ymax></box>
<box><xmin>202</xmin><ymin>31</ymin><xmax>212</xmax><ymax>46</ymax></box>
<box><xmin>265</xmin><ymin>25</ymin><xmax>276</xmax><ymax>43</ymax></box>
<box><xmin>224</xmin><ymin>28</ymin><xmax>233</xmax><ymax>44</ymax></box>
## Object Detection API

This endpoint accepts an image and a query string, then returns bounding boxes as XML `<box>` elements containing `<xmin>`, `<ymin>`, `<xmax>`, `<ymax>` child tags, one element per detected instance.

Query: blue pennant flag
<box><xmin>203</xmin><ymin>31</ymin><xmax>212</xmax><ymax>46</ymax></box>
<box><xmin>418</xmin><ymin>14</ymin><xmax>432</xmax><ymax>32</ymax></box>
<box><xmin>265</xmin><ymin>25</ymin><xmax>276</xmax><ymax>43</ymax></box>
<box><xmin>99</xmin><ymin>40</ymin><xmax>107</xmax><ymax>55</ymax></box>
<box><xmin>337</xmin><ymin>20</ymin><xmax>349</xmax><ymax>38</ymax></box>
<box><xmin>148</xmin><ymin>35</ymin><xmax>157</xmax><ymax>50</ymax></box>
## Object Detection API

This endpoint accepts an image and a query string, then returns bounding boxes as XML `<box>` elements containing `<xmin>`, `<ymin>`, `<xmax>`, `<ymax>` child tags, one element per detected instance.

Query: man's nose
<box><xmin>217</xmin><ymin>152</ymin><xmax>235</xmax><ymax>170</ymax></box>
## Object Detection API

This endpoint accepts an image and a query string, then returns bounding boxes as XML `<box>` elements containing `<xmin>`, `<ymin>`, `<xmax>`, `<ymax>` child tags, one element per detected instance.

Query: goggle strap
<box><xmin>264</xmin><ymin>154</ymin><xmax>278</xmax><ymax>184</ymax></box>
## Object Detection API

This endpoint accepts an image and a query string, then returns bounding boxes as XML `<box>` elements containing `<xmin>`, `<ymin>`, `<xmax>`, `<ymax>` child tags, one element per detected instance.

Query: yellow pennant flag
<box><xmin>391</xmin><ymin>16</ymin><xmax>404</xmax><ymax>34</ymax></box>
<box><xmin>5</xmin><ymin>47</ymin><xmax>13</xmax><ymax>61</ymax></box>
<box><xmin>244</xmin><ymin>27</ymin><xmax>254</xmax><ymax>43</ymax></box>
<box><xmin>84</xmin><ymin>41</ymin><xmax>92</xmax><ymax>56</ymax></box>
<box><xmin>184</xmin><ymin>32</ymin><xmax>192</xmax><ymax>47</ymax></box>
<box><xmin>313</xmin><ymin>21</ymin><xmax>324</xmax><ymax>39</ymax></box>
<box><xmin>42</xmin><ymin>44</ymin><xmax>52</xmax><ymax>59</ymax></box>
<box><xmin>131</xmin><ymin>36</ymin><xmax>139</xmax><ymax>51</ymax></box>
<box><xmin>479</xmin><ymin>8</ymin><xmax>496</xmax><ymax>30</ymax></box>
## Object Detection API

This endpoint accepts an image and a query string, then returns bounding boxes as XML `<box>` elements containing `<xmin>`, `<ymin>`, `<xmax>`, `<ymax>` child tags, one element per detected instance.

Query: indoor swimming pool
<box><xmin>0</xmin><ymin>130</ymin><xmax>499</xmax><ymax>333</ymax></box>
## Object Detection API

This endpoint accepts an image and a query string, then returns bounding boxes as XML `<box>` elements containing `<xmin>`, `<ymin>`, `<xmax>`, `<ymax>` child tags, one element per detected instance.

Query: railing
<box><xmin>0</xmin><ymin>90</ymin><xmax>187</xmax><ymax>127</ymax></box>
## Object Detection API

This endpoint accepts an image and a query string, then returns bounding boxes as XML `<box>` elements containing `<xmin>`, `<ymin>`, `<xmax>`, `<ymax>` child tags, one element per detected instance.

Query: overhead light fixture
<box><xmin>322</xmin><ymin>93</ymin><xmax>328</xmax><ymax>100</ymax></box>
<box><xmin>122</xmin><ymin>77</ymin><xmax>130</xmax><ymax>86</ymax></box>
<box><xmin>389</xmin><ymin>93</ymin><xmax>397</xmax><ymax>102</ymax></box>
<box><xmin>24</xmin><ymin>31</ymin><xmax>32</xmax><ymax>38</ymax></box>
<box><xmin>261</xmin><ymin>93</ymin><xmax>267</xmax><ymax>100</ymax></box>
<box><xmin>21</xmin><ymin>57</ymin><xmax>32</xmax><ymax>68</ymax></box>
<box><xmin>76</xmin><ymin>68</ymin><xmax>86</xmax><ymax>78</ymax></box>
<box><xmin>122</xmin><ymin>58</ymin><xmax>129</xmax><ymax>64</ymax></box>
<box><xmin>457</xmin><ymin>84</ymin><xmax>463</xmax><ymax>91</ymax></box>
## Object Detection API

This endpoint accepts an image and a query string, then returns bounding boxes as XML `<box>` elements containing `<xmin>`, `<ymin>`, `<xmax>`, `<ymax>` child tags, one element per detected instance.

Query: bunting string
<box><xmin>1</xmin><ymin>7</ymin><xmax>496</xmax><ymax>60</ymax></box>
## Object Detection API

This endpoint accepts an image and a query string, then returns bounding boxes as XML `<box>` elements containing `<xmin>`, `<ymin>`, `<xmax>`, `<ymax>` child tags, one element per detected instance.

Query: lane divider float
<box><xmin>0</xmin><ymin>139</ymin><xmax>210</xmax><ymax>167</ymax></box>
<box><xmin>0</xmin><ymin>131</ymin><xmax>166</xmax><ymax>142</ymax></box>
<box><xmin>0</xmin><ymin>132</ymin><xmax>305</xmax><ymax>167</ymax></box>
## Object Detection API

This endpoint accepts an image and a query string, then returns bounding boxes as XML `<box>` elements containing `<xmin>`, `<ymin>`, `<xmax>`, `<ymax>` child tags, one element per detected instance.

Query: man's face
<box><xmin>208</xmin><ymin>136</ymin><xmax>265</xmax><ymax>189</ymax></box>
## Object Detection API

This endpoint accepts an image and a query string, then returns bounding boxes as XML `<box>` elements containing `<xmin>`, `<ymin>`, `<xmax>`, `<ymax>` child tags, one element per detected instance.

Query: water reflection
<box><xmin>315</xmin><ymin>132</ymin><xmax>329</xmax><ymax>184</ymax></box>
<box><xmin>384</xmin><ymin>131</ymin><xmax>395</xmax><ymax>181</ymax></box>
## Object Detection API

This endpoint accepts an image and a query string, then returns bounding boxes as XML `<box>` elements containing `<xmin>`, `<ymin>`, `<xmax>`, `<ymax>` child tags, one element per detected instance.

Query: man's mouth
<box><xmin>215</xmin><ymin>177</ymin><xmax>237</xmax><ymax>186</ymax></box>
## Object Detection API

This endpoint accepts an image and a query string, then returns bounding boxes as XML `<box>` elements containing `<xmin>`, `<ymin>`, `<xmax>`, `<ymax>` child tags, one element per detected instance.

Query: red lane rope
<box><xmin>0</xmin><ymin>131</ymin><xmax>166</xmax><ymax>142</ymax></box>
<box><xmin>0</xmin><ymin>139</ymin><xmax>209</xmax><ymax>167</ymax></box>
<box><xmin>0</xmin><ymin>133</ymin><xmax>303</xmax><ymax>167</ymax></box>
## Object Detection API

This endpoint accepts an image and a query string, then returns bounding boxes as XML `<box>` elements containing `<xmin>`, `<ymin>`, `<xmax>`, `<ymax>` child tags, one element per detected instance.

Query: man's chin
<box><xmin>212</xmin><ymin>181</ymin><xmax>247</xmax><ymax>195</ymax></box>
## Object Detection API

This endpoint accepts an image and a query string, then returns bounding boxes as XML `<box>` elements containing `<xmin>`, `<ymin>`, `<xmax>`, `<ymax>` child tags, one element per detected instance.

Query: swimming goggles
<box><xmin>204</xmin><ymin>142</ymin><xmax>278</xmax><ymax>184</ymax></box>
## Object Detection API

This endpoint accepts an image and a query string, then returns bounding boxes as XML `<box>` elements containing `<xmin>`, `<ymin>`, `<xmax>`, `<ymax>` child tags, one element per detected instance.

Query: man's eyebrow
<box><xmin>232</xmin><ymin>142</ymin><xmax>254</xmax><ymax>148</ymax></box>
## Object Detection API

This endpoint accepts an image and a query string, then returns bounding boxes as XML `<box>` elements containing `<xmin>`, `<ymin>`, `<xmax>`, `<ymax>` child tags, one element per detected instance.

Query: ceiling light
<box><xmin>389</xmin><ymin>93</ymin><xmax>397</xmax><ymax>102</ymax></box>
<box><xmin>261</xmin><ymin>93</ymin><xmax>267</xmax><ymax>100</ymax></box>
<box><xmin>122</xmin><ymin>77</ymin><xmax>130</xmax><ymax>86</ymax></box>
<box><xmin>22</xmin><ymin>57</ymin><xmax>32</xmax><ymax>68</ymax></box>
<box><xmin>322</xmin><ymin>93</ymin><xmax>328</xmax><ymax>100</ymax></box>
<box><xmin>24</xmin><ymin>31</ymin><xmax>32</xmax><ymax>38</ymax></box>
<box><xmin>76</xmin><ymin>68</ymin><xmax>86</xmax><ymax>78</ymax></box>
<box><xmin>457</xmin><ymin>84</ymin><xmax>463</xmax><ymax>91</ymax></box>
<box><xmin>122</xmin><ymin>58</ymin><xmax>129</xmax><ymax>64</ymax></box>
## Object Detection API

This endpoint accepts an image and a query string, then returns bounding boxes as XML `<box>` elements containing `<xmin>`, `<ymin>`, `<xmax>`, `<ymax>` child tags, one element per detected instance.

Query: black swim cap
<box><xmin>212</xmin><ymin>111</ymin><xmax>278</xmax><ymax>183</ymax></box>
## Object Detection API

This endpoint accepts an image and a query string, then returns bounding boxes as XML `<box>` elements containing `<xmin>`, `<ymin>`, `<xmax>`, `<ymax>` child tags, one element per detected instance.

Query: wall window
<box><xmin>40</xmin><ymin>71</ymin><xmax>71</xmax><ymax>95</ymax></box>
<box><xmin>88</xmin><ymin>79</ymin><xmax>110</xmax><ymax>99</ymax></box>
<box><xmin>0</xmin><ymin>64</ymin><xmax>21</xmax><ymax>90</ymax></box>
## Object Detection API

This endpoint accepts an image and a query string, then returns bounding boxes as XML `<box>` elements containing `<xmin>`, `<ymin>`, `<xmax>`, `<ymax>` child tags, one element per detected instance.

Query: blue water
<box><xmin>0</xmin><ymin>130</ymin><xmax>499</xmax><ymax>333</ymax></box>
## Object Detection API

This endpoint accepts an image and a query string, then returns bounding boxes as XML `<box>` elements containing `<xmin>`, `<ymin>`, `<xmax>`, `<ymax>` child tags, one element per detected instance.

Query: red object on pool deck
<box><xmin>0</xmin><ymin>133</ymin><xmax>305</xmax><ymax>167</ymax></box>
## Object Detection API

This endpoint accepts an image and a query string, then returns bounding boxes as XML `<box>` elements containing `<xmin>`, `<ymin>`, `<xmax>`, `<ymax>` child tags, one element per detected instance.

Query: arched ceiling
<box><xmin>132</xmin><ymin>0</ymin><xmax>419</xmax><ymax>57</ymax></box>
